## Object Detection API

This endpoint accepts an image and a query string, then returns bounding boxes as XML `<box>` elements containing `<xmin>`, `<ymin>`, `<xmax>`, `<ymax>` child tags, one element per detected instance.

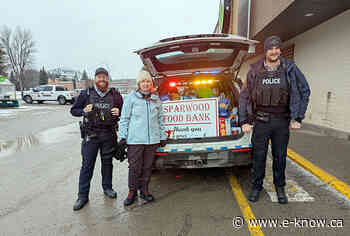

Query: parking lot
<box><xmin>0</xmin><ymin>103</ymin><xmax>349</xmax><ymax>236</ymax></box>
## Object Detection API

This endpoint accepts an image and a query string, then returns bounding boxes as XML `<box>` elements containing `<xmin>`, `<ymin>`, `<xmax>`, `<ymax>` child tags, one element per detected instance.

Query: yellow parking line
<box><xmin>229</xmin><ymin>175</ymin><xmax>264</xmax><ymax>236</ymax></box>
<box><xmin>287</xmin><ymin>148</ymin><xmax>350</xmax><ymax>200</ymax></box>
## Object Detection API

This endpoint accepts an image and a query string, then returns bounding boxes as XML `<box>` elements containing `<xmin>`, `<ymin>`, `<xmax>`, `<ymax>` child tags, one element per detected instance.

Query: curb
<box><xmin>287</xmin><ymin>148</ymin><xmax>350</xmax><ymax>200</ymax></box>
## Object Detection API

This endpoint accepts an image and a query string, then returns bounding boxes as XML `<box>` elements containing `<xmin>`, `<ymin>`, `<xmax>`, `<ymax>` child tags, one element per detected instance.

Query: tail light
<box><xmin>231</xmin><ymin>148</ymin><xmax>252</xmax><ymax>153</ymax></box>
<box><xmin>155</xmin><ymin>152</ymin><xmax>168</xmax><ymax>156</ymax></box>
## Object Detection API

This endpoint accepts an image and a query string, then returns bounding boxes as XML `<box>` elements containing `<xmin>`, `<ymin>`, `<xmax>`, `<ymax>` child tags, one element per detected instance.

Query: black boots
<box><xmin>124</xmin><ymin>190</ymin><xmax>138</xmax><ymax>206</ymax></box>
<box><xmin>104</xmin><ymin>189</ymin><xmax>117</xmax><ymax>199</ymax></box>
<box><xmin>123</xmin><ymin>190</ymin><xmax>155</xmax><ymax>206</ymax></box>
<box><xmin>248</xmin><ymin>187</ymin><xmax>288</xmax><ymax>204</ymax></box>
<box><xmin>276</xmin><ymin>187</ymin><xmax>288</xmax><ymax>204</ymax></box>
<box><xmin>73</xmin><ymin>198</ymin><xmax>89</xmax><ymax>211</ymax></box>
<box><xmin>248</xmin><ymin>188</ymin><xmax>261</xmax><ymax>202</ymax></box>
<box><xmin>140</xmin><ymin>192</ymin><xmax>154</xmax><ymax>202</ymax></box>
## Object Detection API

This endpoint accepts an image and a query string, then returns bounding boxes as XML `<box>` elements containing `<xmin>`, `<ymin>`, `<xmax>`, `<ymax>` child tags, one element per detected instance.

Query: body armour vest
<box><xmin>87</xmin><ymin>88</ymin><xmax>117</xmax><ymax>133</ymax></box>
<box><xmin>252</xmin><ymin>65</ymin><xmax>290</xmax><ymax>113</ymax></box>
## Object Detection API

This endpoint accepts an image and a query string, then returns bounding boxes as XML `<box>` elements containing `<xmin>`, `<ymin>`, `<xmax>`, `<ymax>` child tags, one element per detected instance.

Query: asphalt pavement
<box><xmin>0</xmin><ymin>103</ymin><xmax>349</xmax><ymax>236</ymax></box>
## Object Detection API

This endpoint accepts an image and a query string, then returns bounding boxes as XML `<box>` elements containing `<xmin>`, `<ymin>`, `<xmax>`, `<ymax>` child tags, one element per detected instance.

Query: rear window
<box><xmin>41</xmin><ymin>86</ymin><xmax>53</xmax><ymax>91</ymax></box>
<box><xmin>147</xmin><ymin>42</ymin><xmax>246</xmax><ymax>72</ymax></box>
<box><xmin>155</xmin><ymin>48</ymin><xmax>234</xmax><ymax>64</ymax></box>
<box><xmin>56</xmin><ymin>86</ymin><xmax>65</xmax><ymax>91</ymax></box>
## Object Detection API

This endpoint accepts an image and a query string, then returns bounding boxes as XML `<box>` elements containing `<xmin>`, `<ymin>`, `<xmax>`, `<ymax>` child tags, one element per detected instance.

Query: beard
<box><xmin>266</xmin><ymin>55</ymin><xmax>280</xmax><ymax>63</ymax></box>
<box><xmin>96</xmin><ymin>81</ymin><xmax>109</xmax><ymax>91</ymax></box>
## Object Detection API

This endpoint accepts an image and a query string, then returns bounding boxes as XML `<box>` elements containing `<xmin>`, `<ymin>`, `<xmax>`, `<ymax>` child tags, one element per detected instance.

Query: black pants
<box><xmin>78</xmin><ymin>134</ymin><xmax>115</xmax><ymax>200</ymax></box>
<box><xmin>251</xmin><ymin>118</ymin><xmax>290</xmax><ymax>191</ymax></box>
<box><xmin>127</xmin><ymin>144</ymin><xmax>158</xmax><ymax>193</ymax></box>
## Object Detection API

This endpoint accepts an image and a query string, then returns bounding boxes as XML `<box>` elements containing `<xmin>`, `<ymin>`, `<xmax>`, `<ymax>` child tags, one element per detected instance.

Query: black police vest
<box><xmin>253</xmin><ymin>66</ymin><xmax>290</xmax><ymax>113</ymax></box>
<box><xmin>86</xmin><ymin>88</ymin><xmax>117</xmax><ymax>133</ymax></box>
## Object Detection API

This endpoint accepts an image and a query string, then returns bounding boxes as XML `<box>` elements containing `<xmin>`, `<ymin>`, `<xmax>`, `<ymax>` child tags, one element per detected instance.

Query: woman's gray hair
<box><xmin>136</xmin><ymin>68</ymin><xmax>153</xmax><ymax>88</ymax></box>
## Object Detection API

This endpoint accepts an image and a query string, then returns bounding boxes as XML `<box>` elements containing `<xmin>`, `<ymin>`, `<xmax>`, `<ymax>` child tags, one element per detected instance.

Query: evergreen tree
<box><xmin>39</xmin><ymin>67</ymin><xmax>49</xmax><ymax>85</ymax></box>
<box><xmin>81</xmin><ymin>70</ymin><xmax>89</xmax><ymax>80</ymax></box>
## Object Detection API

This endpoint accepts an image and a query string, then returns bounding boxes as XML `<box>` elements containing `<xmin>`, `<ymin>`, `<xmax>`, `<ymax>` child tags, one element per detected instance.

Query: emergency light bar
<box><xmin>169</xmin><ymin>80</ymin><xmax>215</xmax><ymax>87</ymax></box>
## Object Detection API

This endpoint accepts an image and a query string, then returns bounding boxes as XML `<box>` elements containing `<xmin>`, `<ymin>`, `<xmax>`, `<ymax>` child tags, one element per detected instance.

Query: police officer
<box><xmin>239</xmin><ymin>36</ymin><xmax>310</xmax><ymax>204</ymax></box>
<box><xmin>71</xmin><ymin>67</ymin><xmax>123</xmax><ymax>211</ymax></box>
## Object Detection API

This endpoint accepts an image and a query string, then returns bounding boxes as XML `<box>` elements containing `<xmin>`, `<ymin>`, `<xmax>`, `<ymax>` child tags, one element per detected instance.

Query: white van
<box><xmin>135</xmin><ymin>34</ymin><xmax>258</xmax><ymax>169</ymax></box>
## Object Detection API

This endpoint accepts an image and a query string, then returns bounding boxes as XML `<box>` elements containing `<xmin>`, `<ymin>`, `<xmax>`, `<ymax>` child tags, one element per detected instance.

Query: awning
<box><xmin>253</xmin><ymin>0</ymin><xmax>350</xmax><ymax>42</ymax></box>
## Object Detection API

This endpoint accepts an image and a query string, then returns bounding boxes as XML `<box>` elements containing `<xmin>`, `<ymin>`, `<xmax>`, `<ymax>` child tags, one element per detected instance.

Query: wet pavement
<box><xmin>0</xmin><ymin>104</ymin><xmax>349</xmax><ymax>236</ymax></box>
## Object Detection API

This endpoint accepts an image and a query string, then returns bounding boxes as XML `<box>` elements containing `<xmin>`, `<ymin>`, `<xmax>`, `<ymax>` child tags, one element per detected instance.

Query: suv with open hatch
<box><xmin>135</xmin><ymin>34</ymin><xmax>258</xmax><ymax>169</ymax></box>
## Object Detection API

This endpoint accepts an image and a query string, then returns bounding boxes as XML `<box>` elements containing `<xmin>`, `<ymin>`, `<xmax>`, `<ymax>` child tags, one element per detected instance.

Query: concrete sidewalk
<box><xmin>288</xmin><ymin>126</ymin><xmax>350</xmax><ymax>185</ymax></box>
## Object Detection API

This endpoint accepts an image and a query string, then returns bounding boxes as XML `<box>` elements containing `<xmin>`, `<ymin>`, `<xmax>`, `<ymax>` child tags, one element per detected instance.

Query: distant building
<box><xmin>48</xmin><ymin>78</ymin><xmax>136</xmax><ymax>93</ymax></box>
<box><xmin>110</xmin><ymin>79</ymin><xmax>136</xmax><ymax>94</ymax></box>
<box><xmin>48</xmin><ymin>80</ymin><xmax>83</xmax><ymax>91</ymax></box>
<box><xmin>216</xmin><ymin>0</ymin><xmax>350</xmax><ymax>134</ymax></box>
<box><xmin>47</xmin><ymin>68</ymin><xmax>82</xmax><ymax>80</ymax></box>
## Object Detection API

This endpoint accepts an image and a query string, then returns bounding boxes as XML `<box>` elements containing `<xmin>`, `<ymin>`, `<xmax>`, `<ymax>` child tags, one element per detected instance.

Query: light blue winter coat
<box><xmin>119</xmin><ymin>90</ymin><xmax>166</xmax><ymax>144</ymax></box>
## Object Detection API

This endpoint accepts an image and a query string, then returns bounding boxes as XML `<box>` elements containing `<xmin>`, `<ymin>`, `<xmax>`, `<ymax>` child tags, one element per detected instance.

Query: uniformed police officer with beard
<box><xmin>71</xmin><ymin>67</ymin><xmax>123</xmax><ymax>211</ymax></box>
<box><xmin>239</xmin><ymin>36</ymin><xmax>310</xmax><ymax>204</ymax></box>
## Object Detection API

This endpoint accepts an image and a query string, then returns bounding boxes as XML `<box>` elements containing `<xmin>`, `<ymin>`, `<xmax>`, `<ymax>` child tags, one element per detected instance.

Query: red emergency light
<box><xmin>169</xmin><ymin>82</ymin><xmax>176</xmax><ymax>87</ymax></box>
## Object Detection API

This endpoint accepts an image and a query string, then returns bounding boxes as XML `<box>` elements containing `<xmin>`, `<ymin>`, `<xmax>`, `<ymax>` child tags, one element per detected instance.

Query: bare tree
<box><xmin>23</xmin><ymin>69</ymin><xmax>40</xmax><ymax>89</ymax></box>
<box><xmin>0</xmin><ymin>26</ymin><xmax>36</xmax><ymax>93</ymax></box>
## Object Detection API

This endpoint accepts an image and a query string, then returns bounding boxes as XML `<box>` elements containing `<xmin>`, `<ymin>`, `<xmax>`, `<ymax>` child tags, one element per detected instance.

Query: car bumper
<box><xmin>154</xmin><ymin>148</ymin><xmax>252</xmax><ymax>169</ymax></box>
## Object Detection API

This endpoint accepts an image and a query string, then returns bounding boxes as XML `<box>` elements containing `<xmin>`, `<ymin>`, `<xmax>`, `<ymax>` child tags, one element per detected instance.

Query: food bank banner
<box><xmin>161</xmin><ymin>98</ymin><xmax>219</xmax><ymax>139</ymax></box>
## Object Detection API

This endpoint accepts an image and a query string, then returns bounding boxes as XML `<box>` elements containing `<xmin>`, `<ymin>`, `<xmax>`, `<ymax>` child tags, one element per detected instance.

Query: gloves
<box><xmin>119</xmin><ymin>138</ymin><xmax>127</xmax><ymax>146</ymax></box>
<box><xmin>159</xmin><ymin>140</ymin><xmax>167</xmax><ymax>147</ymax></box>
<box><xmin>114</xmin><ymin>139</ymin><xmax>127</xmax><ymax>162</ymax></box>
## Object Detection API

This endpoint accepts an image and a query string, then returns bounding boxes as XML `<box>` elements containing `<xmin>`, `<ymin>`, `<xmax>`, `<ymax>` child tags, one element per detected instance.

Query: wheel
<box><xmin>58</xmin><ymin>96</ymin><xmax>66</xmax><ymax>105</ymax></box>
<box><xmin>23</xmin><ymin>95</ymin><xmax>33</xmax><ymax>104</ymax></box>
<box><xmin>38</xmin><ymin>100</ymin><xmax>44</xmax><ymax>104</ymax></box>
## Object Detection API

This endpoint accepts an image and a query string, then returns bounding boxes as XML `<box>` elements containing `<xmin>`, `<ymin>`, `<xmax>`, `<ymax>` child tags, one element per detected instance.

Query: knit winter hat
<box><xmin>264</xmin><ymin>36</ymin><xmax>282</xmax><ymax>54</ymax></box>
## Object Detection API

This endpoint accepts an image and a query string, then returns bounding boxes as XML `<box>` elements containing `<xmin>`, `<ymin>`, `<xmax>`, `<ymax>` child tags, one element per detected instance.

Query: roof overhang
<box><xmin>253</xmin><ymin>0</ymin><xmax>350</xmax><ymax>42</ymax></box>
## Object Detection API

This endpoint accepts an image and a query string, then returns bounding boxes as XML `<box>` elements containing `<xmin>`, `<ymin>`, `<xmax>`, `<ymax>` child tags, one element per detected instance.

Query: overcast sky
<box><xmin>2</xmin><ymin>0</ymin><xmax>219</xmax><ymax>78</ymax></box>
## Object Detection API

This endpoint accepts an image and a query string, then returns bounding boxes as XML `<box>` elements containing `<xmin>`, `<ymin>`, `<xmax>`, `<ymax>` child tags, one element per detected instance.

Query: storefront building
<box><xmin>216</xmin><ymin>0</ymin><xmax>350</xmax><ymax>135</ymax></box>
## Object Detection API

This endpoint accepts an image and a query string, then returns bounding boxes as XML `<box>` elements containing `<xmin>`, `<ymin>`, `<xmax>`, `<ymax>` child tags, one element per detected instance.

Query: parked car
<box><xmin>23</xmin><ymin>85</ymin><xmax>75</xmax><ymax>105</ymax></box>
<box><xmin>135</xmin><ymin>34</ymin><xmax>258</xmax><ymax>169</ymax></box>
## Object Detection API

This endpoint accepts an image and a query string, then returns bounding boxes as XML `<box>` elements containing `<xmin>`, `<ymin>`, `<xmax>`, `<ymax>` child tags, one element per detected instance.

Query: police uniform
<box><xmin>71</xmin><ymin>85</ymin><xmax>123</xmax><ymax>204</ymax></box>
<box><xmin>239</xmin><ymin>36</ymin><xmax>311</xmax><ymax>204</ymax></box>
<box><xmin>251</xmin><ymin>61</ymin><xmax>290</xmax><ymax>192</ymax></box>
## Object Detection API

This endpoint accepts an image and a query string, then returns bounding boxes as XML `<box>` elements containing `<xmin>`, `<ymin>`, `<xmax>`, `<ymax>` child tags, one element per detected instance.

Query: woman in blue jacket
<box><xmin>119</xmin><ymin>69</ymin><xmax>166</xmax><ymax>206</ymax></box>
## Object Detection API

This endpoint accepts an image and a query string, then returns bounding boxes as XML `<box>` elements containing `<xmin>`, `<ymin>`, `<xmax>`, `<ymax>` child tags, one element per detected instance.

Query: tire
<box><xmin>23</xmin><ymin>95</ymin><xmax>33</xmax><ymax>104</ymax></box>
<box><xmin>58</xmin><ymin>96</ymin><xmax>66</xmax><ymax>105</ymax></box>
